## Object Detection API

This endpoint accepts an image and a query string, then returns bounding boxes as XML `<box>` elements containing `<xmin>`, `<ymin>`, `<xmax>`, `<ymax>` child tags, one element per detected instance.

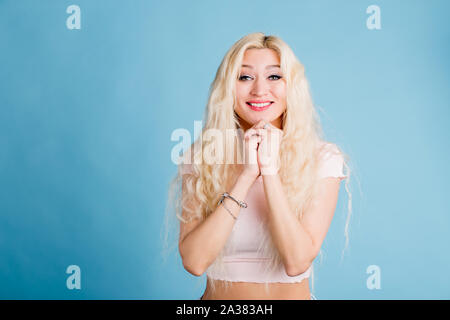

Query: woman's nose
<box><xmin>250</xmin><ymin>77</ymin><xmax>269</xmax><ymax>96</ymax></box>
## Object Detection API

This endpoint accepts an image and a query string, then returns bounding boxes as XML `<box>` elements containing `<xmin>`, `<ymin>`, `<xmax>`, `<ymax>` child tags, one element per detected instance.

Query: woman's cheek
<box><xmin>273</xmin><ymin>83</ymin><xmax>287</xmax><ymax>103</ymax></box>
<box><xmin>236</xmin><ymin>85</ymin><xmax>250</xmax><ymax>102</ymax></box>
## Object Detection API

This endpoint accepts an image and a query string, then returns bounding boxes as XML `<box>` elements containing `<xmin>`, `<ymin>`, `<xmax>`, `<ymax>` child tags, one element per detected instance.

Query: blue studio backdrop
<box><xmin>0</xmin><ymin>0</ymin><xmax>449</xmax><ymax>299</ymax></box>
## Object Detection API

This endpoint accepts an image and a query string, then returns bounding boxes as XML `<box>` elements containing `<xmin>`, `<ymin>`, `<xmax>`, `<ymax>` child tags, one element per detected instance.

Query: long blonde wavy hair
<box><xmin>163</xmin><ymin>32</ymin><xmax>353</xmax><ymax>297</ymax></box>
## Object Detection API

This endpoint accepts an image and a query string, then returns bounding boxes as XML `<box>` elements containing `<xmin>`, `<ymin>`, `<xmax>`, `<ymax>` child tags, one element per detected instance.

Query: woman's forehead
<box><xmin>242</xmin><ymin>48</ymin><xmax>280</xmax><ymax>65</ymax></box>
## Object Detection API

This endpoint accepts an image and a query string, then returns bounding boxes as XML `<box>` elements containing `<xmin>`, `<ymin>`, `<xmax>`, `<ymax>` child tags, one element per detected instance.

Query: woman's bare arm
<box><xmin>179</xmin><ymin>172</ymin><xmax>255</xmax><ymax>276</ymax></box>
<box><xmin>262</xmin><ymin>174</ymin><xmax>341</xmax><ymax>277</ymax></box>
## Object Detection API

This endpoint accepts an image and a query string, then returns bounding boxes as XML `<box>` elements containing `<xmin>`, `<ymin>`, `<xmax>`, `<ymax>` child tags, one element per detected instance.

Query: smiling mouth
<box><xmin>246</xmin><ymin>101</ymin><xmax>273</xmax><ymax>111</ymax></box>
<box><xmin>246</xmin><ymin>101</ymin><xmax>273</xmax><ymax>107</ymax></box>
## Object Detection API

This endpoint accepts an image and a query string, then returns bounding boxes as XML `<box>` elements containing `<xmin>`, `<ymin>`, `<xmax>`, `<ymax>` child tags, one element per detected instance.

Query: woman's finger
<box><xmin>255</xmin><ymin>128</ymin><xmax>271</xmax><ymax>139</ymax></box>
<box><xmin>248</xmin><ymin>133</ymin><xmax>261</xmax><ymax>144</ymax></box>
<box><xmin>244</xmin><ymin>128</ymin><xmax>257</xmax><ymax>139</ymax></box>
<box><xmin>252</xmin><ymin>120</ymin><xmax>266</xmax><ymax>129</ymax></box>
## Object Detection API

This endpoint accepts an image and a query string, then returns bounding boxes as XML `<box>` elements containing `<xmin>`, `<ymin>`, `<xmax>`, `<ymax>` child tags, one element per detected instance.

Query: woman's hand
<box><xmin>241</xmin><ymin>120</ymin><xmax>266</xmax><ymax>180</ymax></box>
<box><xmin>255</xmin><ymin>122</ymin><xmax>283</xmax><ymax>175</ymax></box>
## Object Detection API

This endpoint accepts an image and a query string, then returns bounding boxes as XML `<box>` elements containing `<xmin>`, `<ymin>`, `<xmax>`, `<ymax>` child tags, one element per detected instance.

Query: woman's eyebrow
<box><xmin>241</xmin><ymin>64</ymin><xmax>281</xmax><ymax>69</ymax></box>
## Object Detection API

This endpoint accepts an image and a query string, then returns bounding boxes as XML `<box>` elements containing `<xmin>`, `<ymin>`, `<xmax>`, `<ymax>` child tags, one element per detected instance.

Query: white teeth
<box><xmin>249</xmin><ymin>102</ymin><xmax>271</xmax><ymax>107</ymax></box>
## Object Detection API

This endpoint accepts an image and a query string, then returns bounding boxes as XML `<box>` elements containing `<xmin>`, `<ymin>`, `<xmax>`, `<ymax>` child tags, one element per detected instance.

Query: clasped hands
<box><xmin>242</xmin><ymin>120</ymin><xmax>283</xmax><ymax>178</ymax></box>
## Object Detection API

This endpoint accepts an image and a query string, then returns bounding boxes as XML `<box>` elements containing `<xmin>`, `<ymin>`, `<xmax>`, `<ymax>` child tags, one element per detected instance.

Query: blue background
<box><xmin>0</xmin><ymin>0</ymin><xmax>449</xmax><ymax>299</ymax></box>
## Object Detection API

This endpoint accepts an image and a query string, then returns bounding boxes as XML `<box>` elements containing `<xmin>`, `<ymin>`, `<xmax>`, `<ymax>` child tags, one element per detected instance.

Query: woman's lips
<box><xmin>246</xmin><ymin>101</ymin><xmax>273</xmax><ymax>111</ymax></box>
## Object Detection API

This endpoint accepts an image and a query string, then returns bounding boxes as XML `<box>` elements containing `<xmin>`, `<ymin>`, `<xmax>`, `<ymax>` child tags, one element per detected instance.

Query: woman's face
<box><xmin>234</xmin><ymin>48</ymin><xmax>287</xmax><ymax>131</ymax></box>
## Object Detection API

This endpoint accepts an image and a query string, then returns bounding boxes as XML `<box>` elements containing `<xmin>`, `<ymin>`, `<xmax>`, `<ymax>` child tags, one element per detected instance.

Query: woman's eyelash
<box><xmin>238</xmin><ymin>75</ymin><xmax>283</xmax><ymax>81</ymax></box>
<box><xmin>238</xmin><ymin>75</ymin><xmax>252</xmax><ymax>81</ymax></box>
<box><xmin>268</xmin><ymin>75</ymin><xmax>282</xmax><ymax>80</ymax></box>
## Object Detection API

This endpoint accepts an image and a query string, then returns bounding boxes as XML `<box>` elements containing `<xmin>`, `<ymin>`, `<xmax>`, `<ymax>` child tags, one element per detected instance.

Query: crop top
<box><xmin>179</xmin><ymin>142</ymin><xmax>347</xmax><ymax>283</ymax></box>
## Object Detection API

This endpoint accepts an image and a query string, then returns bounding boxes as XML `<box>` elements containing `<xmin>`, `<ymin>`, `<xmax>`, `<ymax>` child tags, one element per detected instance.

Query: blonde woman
<box><xmin>168</xmin><ymin>32</ymin><xmax>352</xmax><ymax>300</ymax></box>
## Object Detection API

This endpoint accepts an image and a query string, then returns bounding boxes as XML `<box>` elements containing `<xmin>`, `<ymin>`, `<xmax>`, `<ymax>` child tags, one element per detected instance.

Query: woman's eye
<box><xmin>268</xmin><ymin>74</ymin><xmax>282</xmax><ymax>80</ymax></box>
<box><xmin>238</xmin><ymin>75</ymin><xmax>252</xmax><ymax>81</ymax></box>
<box><xmin>238</xmin><ymin>74</ymin><xmax>282</xmax><ymax>81</ymax></box>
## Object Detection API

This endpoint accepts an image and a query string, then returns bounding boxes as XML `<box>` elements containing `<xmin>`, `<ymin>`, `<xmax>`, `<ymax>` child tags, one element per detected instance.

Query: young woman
<box><xmin>169</xmin><ymin>32</ymin><xmax>352</xmax><ymax>300</ymax></box>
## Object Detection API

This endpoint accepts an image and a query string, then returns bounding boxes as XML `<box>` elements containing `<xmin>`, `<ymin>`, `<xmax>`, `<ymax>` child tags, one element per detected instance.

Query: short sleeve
<box><xmin>317</xmin><ymin>143</ymin><xmax>347</xmax><ymax>180</ymax></box>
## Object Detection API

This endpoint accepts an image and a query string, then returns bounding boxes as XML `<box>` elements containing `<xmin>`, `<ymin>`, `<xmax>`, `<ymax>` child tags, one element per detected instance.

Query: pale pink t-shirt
<box><xmin>180</xmin><ymin>142</ymin><xmax>347</xmax><ymax>283</ymax></box>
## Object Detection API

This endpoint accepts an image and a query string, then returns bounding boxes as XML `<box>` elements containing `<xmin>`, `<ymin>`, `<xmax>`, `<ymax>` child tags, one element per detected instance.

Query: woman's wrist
<box><xmin>260</xmin><ymin>165</ymin><xmax>279</xmax><ymax>176</ymax></box>
<box><xmin>238</xmin><ymin>171</ymin><xmax>258</xmax><ymax>186</ymax></box>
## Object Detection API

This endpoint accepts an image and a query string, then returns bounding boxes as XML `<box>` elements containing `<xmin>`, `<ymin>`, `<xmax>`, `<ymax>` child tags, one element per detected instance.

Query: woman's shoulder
<box><xmin>316</xmin><ymin>141</ymin><xmax>347</xmax><ymax>180</ymax></box>
<box><xmin>317</xmin><ymin>141</ymin><xmax>342</xmax><ymax>157</ymax></box>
